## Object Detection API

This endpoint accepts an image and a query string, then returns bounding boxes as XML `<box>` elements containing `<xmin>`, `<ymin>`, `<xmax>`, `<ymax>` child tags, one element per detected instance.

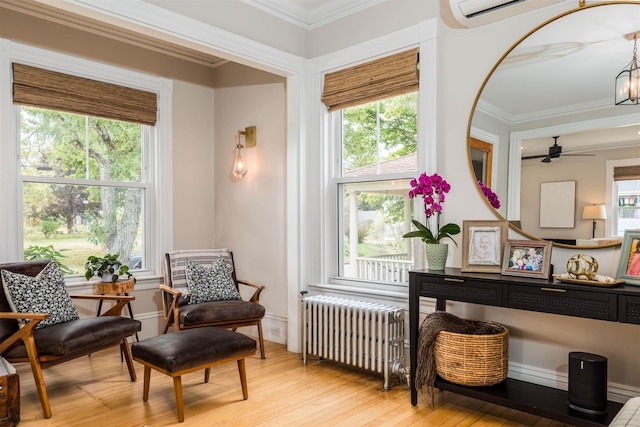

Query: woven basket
<box><xmin>434</xmin><ymin>321</ymin><xmax>509</xmax><ymax>386</ymax></box>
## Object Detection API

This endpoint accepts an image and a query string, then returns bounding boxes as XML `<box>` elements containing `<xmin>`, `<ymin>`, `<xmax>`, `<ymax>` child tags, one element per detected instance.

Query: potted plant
<box><xmin>85</xmin><ymin>253</ymin><xmax>134</xmax><ymax>283</ymax></box>
<box><xmin>403</xmin><ymin>172</ymin><xmax>460</xmax><ymax>270</ymax></box>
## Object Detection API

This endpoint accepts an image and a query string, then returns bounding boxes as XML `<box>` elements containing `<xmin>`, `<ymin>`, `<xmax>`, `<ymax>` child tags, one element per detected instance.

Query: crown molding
<box><xmin>11</xmin><ymin>0</ymin><xmax>305</xmax><ymax>76</ymax></box>
<box><xmin>0</xmin><ymin>0</ymin><xmax>230</xmax><ymax>68</ymax></box>
<box><xmin>241</xmin><ymin>0</ymin><xmax>387</xmax><ymax>30</ymax></box>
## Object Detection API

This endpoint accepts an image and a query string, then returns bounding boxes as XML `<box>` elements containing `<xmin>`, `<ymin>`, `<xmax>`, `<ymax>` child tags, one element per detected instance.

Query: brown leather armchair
<box><xmin>0</xmin><ymin>260</ymin><xmax>141</xmax><ymax>418</ymax></box>
<box><xmin>161</xmin><ymin>249</ymin><xmax>266</xmax><ymax>358</ymax></box>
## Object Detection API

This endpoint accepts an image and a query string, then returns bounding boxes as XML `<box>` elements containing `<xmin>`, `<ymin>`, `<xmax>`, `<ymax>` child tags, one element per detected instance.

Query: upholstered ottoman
<box><xmin>131</xmin><ymin>327</ymin><xmax>256</xmax><ymax>422</ymax></box>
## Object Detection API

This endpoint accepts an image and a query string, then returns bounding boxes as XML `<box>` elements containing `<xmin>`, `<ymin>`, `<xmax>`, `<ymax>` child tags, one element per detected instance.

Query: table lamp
<box><xmin>582</xmin><ymin>204</ymin><xmax>606</xmax><ymax>239</ymax></box>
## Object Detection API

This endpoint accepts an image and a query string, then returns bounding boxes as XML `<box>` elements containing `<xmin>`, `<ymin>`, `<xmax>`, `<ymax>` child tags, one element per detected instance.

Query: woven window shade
<box><xmin>13</xmin><ymin>63</ymin><xmax>157</xmax><ymax>125</ymax></box>
<box><xmin>321</xmin><ymin>48</ymin><xmax>419</xmax><ymax>112</ymax></box>
<box><xmin>614</xmin><ymin>165</ymin><xmax>640</xmax><ymax>181</ymax></box>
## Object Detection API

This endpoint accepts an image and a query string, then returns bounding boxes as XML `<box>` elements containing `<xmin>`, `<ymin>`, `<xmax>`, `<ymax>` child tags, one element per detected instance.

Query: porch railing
<box><xmin>356</xmin><ymin>253</ymin><xmax>413</xmax><ymax>283</ymax></box>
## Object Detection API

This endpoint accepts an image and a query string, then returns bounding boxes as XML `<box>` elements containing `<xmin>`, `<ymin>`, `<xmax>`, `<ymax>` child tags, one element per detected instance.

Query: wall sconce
<box><xmin>582</xmin><ymin>204</ymin><xmax>606</xmax><ymax>239</ymax></box>
<box><xmin>615</xmin><ymin>31</ymin><xmax>640</xmax><ymax>105</ymax></box>
<box><xmin>232</xmin><ymin>126</ymin><xmax>256</xmax><ymax>179</ymax></box>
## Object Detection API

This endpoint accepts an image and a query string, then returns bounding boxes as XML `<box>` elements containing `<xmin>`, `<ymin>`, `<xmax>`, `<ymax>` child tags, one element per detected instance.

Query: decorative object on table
<box><xmin>615</xmin><ymin>229</ymin><xmax>640</xmax><ymax>286</ymax></box>
<box><xmin>582</xmin><ymin>204</ymin><xmax>607</xmax><ymax>239</ymax></box>
<box><xmin>403</xmin><ymin>172</ymin><xmax>460</xmax><ymax>270</ymax></box>
<box><xmin>554</xmin><ymin>253</ymin><xmax>622</xmax><ymax>287</ymax></box>
<box><xmin>415</xmin><ymin>311</ymin><xmax>508</xmax><ymax>406</ymax></box>
<box><xmin>501</xmin><ymin>239</ymin><xmax>552</xmax><ymax>279</ymax></box>
<box><xmin>566</xmin><ymin>253</ymin><xmax>599</xmax><ymax>280</ymax></box>
<box><xmin>84</xmin><ymin>253</ymin><xmax>135</xmax><ymax>284</ymax></box>
<box><xmin>461</xmin><ymin>220</ymin><xmax>507</xmax><ymax>273</ymax></box>
<box><xmin>553</xmin><ymin>274</ymin><xmax>624</xmax><ymax>287</ymax></box>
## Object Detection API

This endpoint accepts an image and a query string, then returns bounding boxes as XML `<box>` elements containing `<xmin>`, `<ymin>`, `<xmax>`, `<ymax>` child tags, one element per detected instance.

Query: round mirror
<box><xmin>469</xmin><ymin>1</ymin><xmax>640</xmax><ymax>249</ymax></box>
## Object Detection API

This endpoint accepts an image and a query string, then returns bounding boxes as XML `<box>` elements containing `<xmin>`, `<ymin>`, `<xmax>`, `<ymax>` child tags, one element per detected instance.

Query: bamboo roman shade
<box><xmin>321</xmin><ymin>48</ymin><xmax>419</xmax><ymax>112</ymax></box>
<box><xmin>12</xmin><ymin>63</ymin><xmax>157</xmax><ymax>125</ymax></box>
<box><xmin>614</xmin><ymin>165</ymin><xmax>640</xmax><ymax>181</ymax></box>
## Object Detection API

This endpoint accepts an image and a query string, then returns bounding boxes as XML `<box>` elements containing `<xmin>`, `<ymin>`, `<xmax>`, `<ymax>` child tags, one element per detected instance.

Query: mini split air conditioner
<box><xmin>449</xmin><ymin>0</ymin><xmax>562</xmax><ymax>28</ymax></box>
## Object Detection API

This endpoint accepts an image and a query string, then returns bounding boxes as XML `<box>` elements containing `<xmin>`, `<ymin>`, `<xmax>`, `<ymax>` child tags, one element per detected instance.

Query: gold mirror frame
<box><xmin>467</xmin><ymin>1</ymin><xmax>638</xmax><ymax>249</ymax></box>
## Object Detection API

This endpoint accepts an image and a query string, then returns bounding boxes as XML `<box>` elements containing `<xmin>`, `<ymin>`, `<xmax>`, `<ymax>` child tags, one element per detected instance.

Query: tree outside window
<box><xmin>338</xmin><ymin>93</ymin><xmax>417</xmax><ymax>283</ymax></box>
<box><xmin>20</xmin><ymin>106</ymin><xmax>145</xmax><ymax>275</ymax></box>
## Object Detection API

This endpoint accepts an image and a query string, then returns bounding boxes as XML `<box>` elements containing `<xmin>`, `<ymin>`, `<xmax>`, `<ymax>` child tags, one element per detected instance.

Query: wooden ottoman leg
<box><xmin>204</xmin><ymin>367</ymin><xmax>210</xmax><ymax>383</ymax></box>
<box><xmin>238</xmin><ymin>359</ymin><xmax>248</xmax><ymax>400</ymax></box>
<box><xmin>143</xmin><ymin>366</ymin><xmax>151</xmax><ymax>402</ymax></box>
<box><xmin>173</xmin><ymin>376</ymin><xmax>185</xmax><ymax>422</ymax></box>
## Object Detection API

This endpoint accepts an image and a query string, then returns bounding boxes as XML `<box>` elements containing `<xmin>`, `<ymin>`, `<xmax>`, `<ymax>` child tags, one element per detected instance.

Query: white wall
<box><xmin>172</xmin><ymin>81</ymin><xmax>216</xmax><ymax>249</ymax></box>
<box><xmin>521</xmin><ymin>146</ymin><xmax>639</xmax><ymax>243</ymax></box>
<box><xmin>214</xmin><ymin>83</ymin><xmax>288</xmax><ymax>344</ymax></box>
<box><xmin>438</xmin><ymin>2</ymin><xmax>636</xmax><ymax>397</ymax></box>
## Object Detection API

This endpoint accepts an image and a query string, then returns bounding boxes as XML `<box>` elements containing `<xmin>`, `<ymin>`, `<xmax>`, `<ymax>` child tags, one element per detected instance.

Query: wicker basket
<box><xmin>434</xmin><ymin>321</ymin><xmax>509</xmax><ymax>386</ymax></box>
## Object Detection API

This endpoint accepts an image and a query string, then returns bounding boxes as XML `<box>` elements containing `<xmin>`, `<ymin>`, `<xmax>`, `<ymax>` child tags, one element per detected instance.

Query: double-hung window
<box><xmin>612</xmin><ymin>163</ymin><xmax>640</xmax><ymax>236</ymax></box>
<box><xmin>323</xmin><ymin>49</ymin><xmax>419</xmax><ymax>284</ymax></box>
<box><xmin>1</xmin><ymin>45</ymin><xmax>170</xmax><ymax>279</ymax></box>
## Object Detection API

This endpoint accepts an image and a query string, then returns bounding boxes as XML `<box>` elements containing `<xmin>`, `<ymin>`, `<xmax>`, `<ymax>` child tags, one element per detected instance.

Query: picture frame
<box><xmin>501</xmin><ymin>239</ymin><xmax>553</xmax><ymax>279</ymax></box>
<box><xmin>615</xmin><ymin>229</ymin><xmax>640</xmax><ymax>286</ymax></box>
<box><xmin>461</xmin><ymin>220</ymin><xmax>508</xmax><ymax>273</ymax></box>
<box><xmin>539</xmin><ymin>180</ymin><xmax>576</xmax><ymax>228</ymax></box>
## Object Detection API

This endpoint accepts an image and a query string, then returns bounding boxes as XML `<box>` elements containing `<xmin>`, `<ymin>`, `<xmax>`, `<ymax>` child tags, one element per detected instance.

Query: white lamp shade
<box><xmin>582</xmin><ymin>204</ymin><xmax>606</xmax><ymax>220</ymax></box>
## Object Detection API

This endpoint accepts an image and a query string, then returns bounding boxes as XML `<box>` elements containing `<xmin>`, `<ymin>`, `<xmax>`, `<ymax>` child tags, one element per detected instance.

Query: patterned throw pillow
<box><xmin>185</xmin><ymin>257</ymin><xmax>241</xmax><ymax>304</ymax></box>
<box><xmin>1</xmin><ymin>261</ymin><xmax>79</xmax><ymax>329</ymax></box>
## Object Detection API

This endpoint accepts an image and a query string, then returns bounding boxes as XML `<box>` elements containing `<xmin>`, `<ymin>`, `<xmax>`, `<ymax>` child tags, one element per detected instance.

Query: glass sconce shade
<box><xmin>232</xmin><ymin>143</ymin><xmax>247</xmax><ymax>178</ymax></box>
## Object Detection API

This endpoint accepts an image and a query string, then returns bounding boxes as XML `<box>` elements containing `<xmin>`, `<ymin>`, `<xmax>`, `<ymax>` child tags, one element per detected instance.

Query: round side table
<box><xmin>95</xmin><ymin>278</ymin><xmax>138</xmax><ymax>341</ymax></box>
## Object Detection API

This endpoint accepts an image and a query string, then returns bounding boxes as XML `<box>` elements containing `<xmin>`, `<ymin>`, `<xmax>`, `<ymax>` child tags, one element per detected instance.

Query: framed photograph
<box><xmin>615</xmin><ymin>229</ymin><xmax>640</xmax><ymax>286</ymax></box>
<box><xmin>461</xmin><ymin>220</ymin><xmax>508</xmax><ymax>273</ymax></box>
<box><xmin>502</xmin><ymin>239</ymin><xmax>553</xmax><ymax>279</ymax></box>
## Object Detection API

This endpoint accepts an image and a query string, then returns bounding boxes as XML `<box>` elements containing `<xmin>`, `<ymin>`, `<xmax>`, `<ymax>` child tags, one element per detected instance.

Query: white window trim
<box><xmin>0</xmin><ymin>39</ymin><xmax>173</xmax><ymax>283</ymax></box>
<box><xmin>309</xmin><ymin>19</ymin><xmax>438</xmax><ymax>290</ymax></box>
<box><xmin>605</xmin><ymin>157</ymin><xmax>640</xmax><ymax>237</ymax></box>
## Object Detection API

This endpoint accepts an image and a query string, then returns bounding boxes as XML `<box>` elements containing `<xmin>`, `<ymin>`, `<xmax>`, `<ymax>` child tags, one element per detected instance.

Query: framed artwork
<box><xmin>539</xmin><ymin>181</ymin><xmax>575</xmax><ymax>228</ymax></box>
<box><xmin>615</xmin><ymin>229</ymin><xmax>640</xmax><ymax>286</ymax></box>
<box><xmin>502</xmin><ymin>239</ymin><xmax>553</xmax><ymax>279</ymax></box>
<box><xmin>461</xmin><ymin>220</ymin><xmax>508</xmax><ymax>273</ymax></box>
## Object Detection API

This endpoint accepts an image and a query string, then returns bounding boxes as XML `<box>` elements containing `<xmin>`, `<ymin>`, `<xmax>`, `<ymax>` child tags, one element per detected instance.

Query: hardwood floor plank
<box><xmin>11</xmin><ymin>340</ymin><xmax>570</xmax><ymax>426</ymax></box>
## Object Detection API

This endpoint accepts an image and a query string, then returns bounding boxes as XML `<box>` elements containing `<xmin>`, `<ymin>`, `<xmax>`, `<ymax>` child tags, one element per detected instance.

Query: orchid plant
<box><xmin>478</xmin><ymin>180</ymin><xmax>501</xmax><ymax>209</ymax></box>
<box><xmin>403</xmin><ymin>172</ymin><xmax>460</xmax><ymax>245</ymax></box>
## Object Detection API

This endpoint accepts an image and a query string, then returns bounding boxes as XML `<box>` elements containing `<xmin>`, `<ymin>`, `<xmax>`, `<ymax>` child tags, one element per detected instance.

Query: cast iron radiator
<box><xmin>301</xmin><ymin>294</ymin><xmax>405</xmax><ymax>389</ymax></box>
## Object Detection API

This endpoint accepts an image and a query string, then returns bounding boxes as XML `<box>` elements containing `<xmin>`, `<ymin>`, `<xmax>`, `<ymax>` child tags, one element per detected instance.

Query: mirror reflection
<box><xmin>470</xmin><ymin>2</ymin><xmax>640</xmax><ymax>248</ymax></box>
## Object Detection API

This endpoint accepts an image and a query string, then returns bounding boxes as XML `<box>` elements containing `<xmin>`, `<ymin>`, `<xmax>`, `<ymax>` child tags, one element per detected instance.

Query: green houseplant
<box><xmin>85</xmin><ymin>253</ymin><xmax>134</xmax><ymax>283</ymax></box>
<box><xmin>403</xmin><ymin>172</ymin><xmax>460</xmax><ymax>270</ymax></box>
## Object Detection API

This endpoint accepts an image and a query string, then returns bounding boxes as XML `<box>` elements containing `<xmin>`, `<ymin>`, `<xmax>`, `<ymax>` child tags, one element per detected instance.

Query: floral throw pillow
<box><xmin>1</xmin><ymin>261</ymin><xmax>79</xmax><ymax>329</ymax></box>
<box><xmin>185</xmin><ymin>257</ymin><xmax>241</xmax><ymax>304</ymax></box>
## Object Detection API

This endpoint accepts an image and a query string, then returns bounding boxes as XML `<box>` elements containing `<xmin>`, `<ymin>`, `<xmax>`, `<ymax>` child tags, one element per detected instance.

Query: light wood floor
<box><xmin>13</xmin><ymin>340</ymin><xmax>569</xmax><ymax>426</ymax></box>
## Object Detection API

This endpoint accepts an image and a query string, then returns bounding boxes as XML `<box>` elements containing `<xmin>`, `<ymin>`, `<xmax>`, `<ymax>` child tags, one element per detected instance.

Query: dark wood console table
<box><xmin>409</xmin><ymin>268</ymin><xmax>640</xmax><ymax>426</ymax></box>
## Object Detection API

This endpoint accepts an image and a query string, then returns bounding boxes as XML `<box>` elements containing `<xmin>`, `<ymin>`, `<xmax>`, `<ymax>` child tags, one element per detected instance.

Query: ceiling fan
<box><xmin>521</xmin><ymin>136</ymin><xmax>595</xmax><ymax>163</ymax></box>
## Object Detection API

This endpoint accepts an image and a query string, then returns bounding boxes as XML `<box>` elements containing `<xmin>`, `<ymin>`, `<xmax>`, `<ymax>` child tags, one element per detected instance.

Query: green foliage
<box><xmin>40</xmin><ymin>216</ymin><xmax>63</xmax><ymax>238</ymax></box>
<box><xmin>342</xmin><ymin>93</ymin><xmax>417</xmax><ymax>172</ymax></box>
<box><xmin>20</xmin><ymin>106</ymin><xmax>143</xmax><ymax>261</ymax></box>
<box><xmin>85</xmin><ymin>253</ymin><xmax>134</xmax><ymax>283</ymax></box>
<box><xmin>24</xmin><ymin>244</ymin><xmax>74</xmax><ymax>275</ymax></box>
<box><xmin>403</xmin><ymin>219</ymin><xmax>460</xmax><ymax>246</ymax></box>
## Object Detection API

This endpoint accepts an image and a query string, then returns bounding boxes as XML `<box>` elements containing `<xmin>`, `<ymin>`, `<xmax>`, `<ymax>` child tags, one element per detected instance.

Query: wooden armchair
<box><xmin>0</xmin><ymin>260</ymin><xmax>141</xmax><ymax>418</ymax></box>
<box><xmin>161</xmin><ymin>249</ymin><xmax>266</xmax><ymax>358</ymax></box>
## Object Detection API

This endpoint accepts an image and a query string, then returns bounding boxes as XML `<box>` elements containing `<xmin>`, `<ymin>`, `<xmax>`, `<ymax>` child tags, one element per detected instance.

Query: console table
<box><xmin>409</xmin><ymin>268</ymin><xmax>640</xmax><ymax>426</ymax></box>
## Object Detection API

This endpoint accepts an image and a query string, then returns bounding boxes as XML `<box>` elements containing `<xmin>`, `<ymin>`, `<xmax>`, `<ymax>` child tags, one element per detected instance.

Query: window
<box><xmin>606</xmin><ymin>161</ymin><xmax>640</xmax><ymax>237</ymax></box>
<box><xmin>614</xmin><ymin>166</ymin><xmax>640</xmax><ymax>236</ymax></box>
<box><xmin>19</xmin><ymin>107</ymin><xmax>148</xmax><ymax>275</ymax></box>
<box><xmin>336</xmin><ymin>93</ymin><xmax>418</xmax><ymax>284</ymax></box>
<box><xmin>1</xmin><ymin>41</ymin><xmax>171</xmax><ymax>279</ymax></box>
